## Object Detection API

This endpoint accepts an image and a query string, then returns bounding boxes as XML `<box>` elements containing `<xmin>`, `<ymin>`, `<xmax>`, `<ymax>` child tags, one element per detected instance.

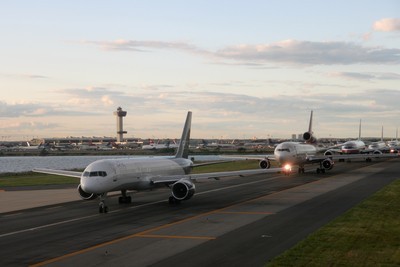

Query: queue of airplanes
<box><xmin>229</xmin><ymin>111</ymin><xmax>398</xmax><ymax>174</ymax></box>
<box><xmin>33</xmin><ymin>111</ymin><xmax>400</xmax><ymax>213</ymax></box>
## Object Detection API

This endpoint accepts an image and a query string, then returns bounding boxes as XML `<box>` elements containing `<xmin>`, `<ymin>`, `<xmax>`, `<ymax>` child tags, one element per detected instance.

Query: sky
<box><xmin>0</xmin><ymin>0</ymin><xmax>400</xmax><ymax>141</ymax></box>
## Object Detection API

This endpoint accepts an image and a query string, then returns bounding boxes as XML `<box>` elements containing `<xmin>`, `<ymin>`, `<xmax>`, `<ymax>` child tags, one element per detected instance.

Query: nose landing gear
<box><xmin>98</xmin><ymin>193</ymin><xmax>108</xmax><ymax>213</ymax></box>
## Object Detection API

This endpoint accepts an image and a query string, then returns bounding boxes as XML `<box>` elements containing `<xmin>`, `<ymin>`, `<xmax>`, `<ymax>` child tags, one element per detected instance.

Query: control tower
<box><xmin>113</xmin><ymin>107</ymin><xmax>127</xmax><ymax>142</ymax></box>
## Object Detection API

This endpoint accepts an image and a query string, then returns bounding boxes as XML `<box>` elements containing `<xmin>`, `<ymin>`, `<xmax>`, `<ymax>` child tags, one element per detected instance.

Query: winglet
<box><xmin>175</xmin><ymin>111</ymin><xmax>192</xmax><ymax>159</ymax></box>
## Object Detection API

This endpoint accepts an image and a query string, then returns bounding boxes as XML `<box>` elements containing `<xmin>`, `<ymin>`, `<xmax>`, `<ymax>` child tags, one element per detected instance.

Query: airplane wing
<box><xmin>32</xmin><ymin>168</ymin><xmax>82</xmax><ymax>178</ymax></box>
<box><xmin>150</xmin><ymin>167</ymin><xmax>284</xmax><ymax>184</ymax></box>
<box><xmin>306</xmin><ymin>152</ymin><xmax>399</xmax><ymax>162</ymax></box>
<box><xmin>219</xmin><ymin>155</ymin><xmax>276</xmax><ymax>161</ymax></box>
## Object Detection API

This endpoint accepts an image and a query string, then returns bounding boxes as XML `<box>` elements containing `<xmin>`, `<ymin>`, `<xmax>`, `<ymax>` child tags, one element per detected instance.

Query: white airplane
<box><xmin>334</xmin><ymin>122</ymin><xmax>389</xmax><ymax>154</ymax></box>
<box><xmin>368</xmin><ymin>126</ymin><xmax>389</xmax><ymax>152</ymax></box>
<box><xmin>33</xmin><ymin>111</ymin><xmax>283</xmax><ymax>213</ymax></box>
<box><xmin>337</xmin><ymin>120</ymin><xmax>368</xmax><ymax>154</ymax></box>
<box><xmin>227</xmin><ymin>111</ymin><xmax>398</xmax><ymax>174</ymax></box>
<box><xmin>17</xmin><ymin>141</ymin><xmax>44</xmax><ymax>150</ymax></box>
<box><xmin>387</xmin><ymin>128</ymin><xmax>400</xmax><ymax>152</ymax></box>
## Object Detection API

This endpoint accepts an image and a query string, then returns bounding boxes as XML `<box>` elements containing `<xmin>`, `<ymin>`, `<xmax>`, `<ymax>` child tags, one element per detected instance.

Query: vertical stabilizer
<box><xmin>308</xmin><ymin>110</ymin><xmax>313</xmax><ymax>133</ymax></box>
<box><xmin>303</xmin><ymin>110</ymin><xmax>317</xmax><ymax>144</ymax></box>
<box><xmin>381</xmin><ymin>126</ymin><xmax>384</xmax><ymax>142</ymax></box>
<box><xmin>358</xmin><ymin>119</ymin><xmax>362</xmax><ymax>140</ymax></box>
<box><xmin>175</xmin><ymin>111</ymin><xmax>192</xmax><ymax>159</ymax></box>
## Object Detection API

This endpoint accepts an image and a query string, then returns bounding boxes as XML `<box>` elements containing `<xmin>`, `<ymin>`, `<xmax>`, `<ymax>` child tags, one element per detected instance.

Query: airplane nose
<box><xmin>81</xmin><ymin>177</ymin><xmax>105</xmax><ymax>194</ymax></box>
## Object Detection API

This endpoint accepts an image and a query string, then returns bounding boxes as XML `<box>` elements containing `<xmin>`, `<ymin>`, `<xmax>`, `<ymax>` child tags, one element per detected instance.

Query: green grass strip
<box><xmin>266</xmin><ymin>179</ymin><xmax>400</xmax><ymax>267</ymax></box>
<box><xmin>0</xmin><ymin>172</ymin><xmax>78</xmax><ymax>187</ymax></box>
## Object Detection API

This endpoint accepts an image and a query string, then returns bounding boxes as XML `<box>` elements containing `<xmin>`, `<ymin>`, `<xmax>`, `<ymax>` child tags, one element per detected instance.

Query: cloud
<box><xmin>85</xmin><ymin>39</ymin><xmax>212</xmax><ymax>57</ymax></box>
<box><xmin>331</xmin><ymin>72</ymin><xmax>400</xmax><ymax>81</ymax></box>
<box><xmin>3</xmin><ymin>89</ymin><xmax>400</xmax><ymax>138</ymax></box>
<box><xmin>0</xmin><ymin>101</ymin><xmax>97</xmax><ymax>118</ymax></box>
<box><xmin>0</xmin><ymin>73</ymin><xmax>49</xmax><ymax>80</ymax></box>
<box><xmin>0</xmin><ymin>121</ymin><xmax>59</xmax><ymax>131</ymax></box>
<box><xmin>373</xmin><ymin>18</ymin><xmax>400</xmax><ymax>32</ymax></box>
<box><xmin>215</xmin><ymin>40</ymin><xmax>400</xmax><ymax>65</ymax></box>
<box><xmin>85</xmin><ymin>39</ymin><xmax>400</xmax><ymax>66</ymax></box>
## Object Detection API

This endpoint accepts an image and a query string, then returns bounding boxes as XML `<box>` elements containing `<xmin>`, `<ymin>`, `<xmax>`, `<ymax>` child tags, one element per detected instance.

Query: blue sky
<box><xmin>1</xmin><ymin>1</ymin><xmax>399</xmax><ymax>140</ymax></box>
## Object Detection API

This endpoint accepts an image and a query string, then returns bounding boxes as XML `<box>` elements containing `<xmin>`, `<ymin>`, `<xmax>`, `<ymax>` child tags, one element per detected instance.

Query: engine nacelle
<box><xmin>78</xmin><ymin>184</ymin><xmax>98</xmax><ymax>200</ymax></box>
<box><xmin>303</xmin><ymin>131</ymin><xmax>317</xmax><ymax>144</ymax></box>
<box><xmin>321</xmin><ymin>158</ymin><xmax>334</xmax><ymax>170</ymax></box>
<box><xmin>259</xmin><ymin>159</ymin><xmax>271</xmax><ymax>169</ymax></box>
<box><xmin>373</xmin><ymin>150</ymin><xmax>382</xmax><ymax>155</ymax></box>
<box><xmin>171</xmin><ymin>179</ymin><xmax>195</xmax><ymax>201</ymax></box>
<box><xmin>324</xmin><ymin>150</ymin><xmax>333</xmax><ymax>156</ymax></box>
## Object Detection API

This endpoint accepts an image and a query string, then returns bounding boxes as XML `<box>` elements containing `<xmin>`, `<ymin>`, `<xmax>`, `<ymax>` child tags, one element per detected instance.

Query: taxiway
<box><xmin>0</xmin><ymin>159</ymin><xmax>398</xmax><ymax>266</ymax></box>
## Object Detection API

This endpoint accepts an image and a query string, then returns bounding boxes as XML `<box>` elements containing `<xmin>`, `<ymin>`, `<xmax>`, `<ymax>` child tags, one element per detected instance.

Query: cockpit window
<box><xmin>277</xmin><ymin>148</ymin><xmax>290</xmax><ymax>152</ymax></box>
<box><xmin>85</xmin><ymin>171</ymin><xmax>107</xmax><ymax>177</ymax></box>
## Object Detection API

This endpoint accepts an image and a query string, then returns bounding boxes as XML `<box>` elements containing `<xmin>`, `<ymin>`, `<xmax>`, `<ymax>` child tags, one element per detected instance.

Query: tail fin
<box><xmin>358</xmin><ymin>119</ymin><xmax>362</xmax><ymax>140</ymax></box>
<box><xmin>175</xmin><ymin>111</ymin><xmax>192</xmax><ymax>159</ymax></box>
<box><xmin>308</xmin><ymin>110</ymin><xmax>313</xmax><ymax>133</ymax></box>
<box><xmin>303</xmin><ymin>110</ymin><xmax>317</xmax><ymax>144</ymax></box>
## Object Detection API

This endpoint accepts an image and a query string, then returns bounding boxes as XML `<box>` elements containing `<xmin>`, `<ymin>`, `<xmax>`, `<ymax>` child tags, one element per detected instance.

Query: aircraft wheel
<box><xmin>99</xmin><ymin>202</ymin><xmax>108</xmax><ymax>213</ymax></box>
<box><xmin>119</xmin><ymin>196</ymin><xmax>132</xmax><ymax>204</ymax></box>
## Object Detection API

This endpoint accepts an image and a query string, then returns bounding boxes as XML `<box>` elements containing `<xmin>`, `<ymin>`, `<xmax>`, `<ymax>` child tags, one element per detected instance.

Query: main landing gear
<box><xmin>168</xmin><ymin>196</ymin><xmax>181</xmax><ymax>205</ymax></box>
<box><xmin>298</xmin><ymin>166</ymin><xmax>305</xmax><ymax>174</ymax></box>
<box><xmin>316</xmin><ymin>162</ymin><xmax>326</xmax><ymax>174</ymax></box>
<box><xmin>118</xmin><ymin>189</ymin><xmax>132</xmax><ymax>204</ymax></box>
<box><xmin>98</xmin><ymin>190</ymin><xmax>133</xmax><ymax>213</ymax></box>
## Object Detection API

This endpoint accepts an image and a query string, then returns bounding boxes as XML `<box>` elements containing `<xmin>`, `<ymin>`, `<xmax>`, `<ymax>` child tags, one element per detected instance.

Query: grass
<box><xmin>0</xmin><ymin>172</ymin><xmax>79</xmax><ymax>187</ymax></box>
<box><xmin>266</xmin><ymin>179</ymin><xmax>400</xmax><ymax>267</ymax></box>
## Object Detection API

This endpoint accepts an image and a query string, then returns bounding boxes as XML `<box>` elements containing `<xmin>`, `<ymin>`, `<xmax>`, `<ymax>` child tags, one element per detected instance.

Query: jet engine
<box><xmin>321</xmin><ymin>158</ymin><xmax>334</xmax><ymax>170</ymax></box>
<box><xmin>259</xmin><ymin>159</ymin><xmax>271</xmax><ymax>169</ymax></box>
<box><xmin>324</xmin><ymin>150</ymin><xmax>333</xmax><ymax>156</ymax></box>
<box><xmin>171</xmin><ymin>179</ymin><xmax>195</xmax><ymax>201</ymax></box>
<box><xmin>373</xmin><ymin>150</ymin><xmax>382</xmax><ymax>155</ymax></box>
<box><xmin>303</xmin><ymin>131</ymin><xmax>317</xmax><ymax>144</ymax></box>
<box><xmin>77</xmin><ymin>184</ymin><xmax>98</xmax><ymax>200</ymax></box>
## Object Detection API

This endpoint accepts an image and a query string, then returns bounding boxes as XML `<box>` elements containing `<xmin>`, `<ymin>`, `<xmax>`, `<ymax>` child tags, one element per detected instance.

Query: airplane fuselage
<box><xmin>274</xmin><ymin>142</ymin><xmax>317</xmax><ymax>166</ymax></box>
<box><xmin>341</xmin><ymin>140</ymin><xmax>366</xmax><ymax>154</ymax></box>
<box><xmin>80</xmin><ymin>157</ymin><xmax>193</xmax><ymax>194</ymax></box>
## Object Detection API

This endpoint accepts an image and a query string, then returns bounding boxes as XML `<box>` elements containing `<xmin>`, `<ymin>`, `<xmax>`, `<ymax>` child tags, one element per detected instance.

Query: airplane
<box><xmin>331</xmin><ymin>122</ymin><xmax>389</xmax><ymax>155</ymax></box>
<box><xmin>337</xmin><ymin>120</ymin><xmax>368</xmax><ymax>154</ymax></box>
<box><xmin>18</xmin><ymin>141</ymin><xmax>48</xmax><ymax>151</ymax></box>
<box><xmin>387</xmin><ymin>128</ymin><xmax>400</xmax><ymax>152</ymax></box>
<box><xmin>224</xmin><ymin>111</ymin><xmax>398</xmax><ymax>174</ymax></box>
<box><xmin>33</xmin><ymin>111</ymin><xmax>284</xmax><ymax>213</ymax></box>
<box><xmin>368</xmin><ymin>126</ymin><xmax>389</xmax><ymax>152</ymax></box>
